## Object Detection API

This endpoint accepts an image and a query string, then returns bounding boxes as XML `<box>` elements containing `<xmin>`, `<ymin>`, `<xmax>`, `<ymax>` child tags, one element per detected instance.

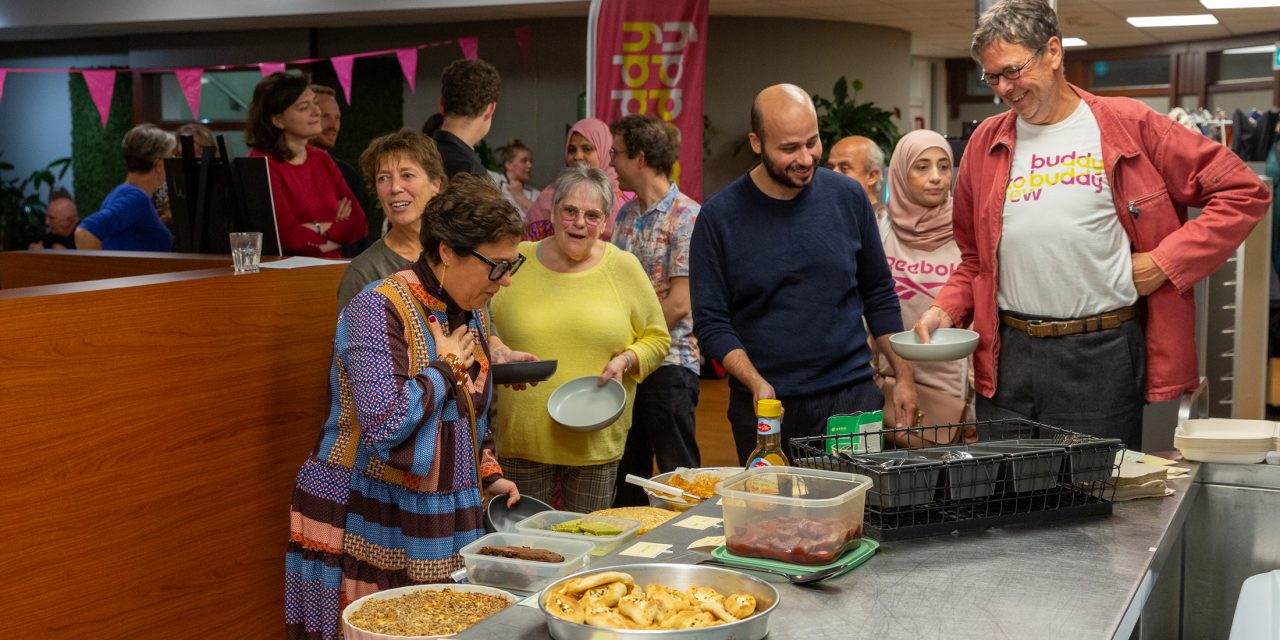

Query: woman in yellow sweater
<box><xmin>491</xmin><ymin>165</ymin><xmax>670</xmax><ymax>513</ymax></box>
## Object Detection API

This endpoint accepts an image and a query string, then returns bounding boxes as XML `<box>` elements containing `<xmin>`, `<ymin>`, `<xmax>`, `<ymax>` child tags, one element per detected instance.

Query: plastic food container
<box><xmin>716</xmin><ymin>466</ymin><xmax>871</xmax><ymax>566</ymax></box>
<box><xmin>646</xmin><ymin>467</ymin><xmax>742</xmax><ymax>511</ymax></box>
<box><xmin>458</xmin><ymin>531</ymin><xmax>595</xmax><ymax>592</ymax></box>
<box><xmin>514</xmin><ymin>510</ymin><xmax>640</xmax><ymax>557</ymax></box>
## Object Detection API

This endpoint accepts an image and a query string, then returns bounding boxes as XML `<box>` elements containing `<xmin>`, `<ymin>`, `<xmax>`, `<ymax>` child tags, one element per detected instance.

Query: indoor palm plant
<box><xmin>812</xmin><ymin>77</ymin><xmax>901</xmax><ymax>164</ymax></box>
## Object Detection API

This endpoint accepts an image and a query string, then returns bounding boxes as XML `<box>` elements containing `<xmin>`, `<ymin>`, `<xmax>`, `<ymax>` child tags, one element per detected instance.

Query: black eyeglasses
<box><xmin>980</xmin><ymin>46</ymin><xmax>1043</xmax><ymax>87</ymax></box>
<box><xmin>466</xmin><ymin>248</ymin><xmax>525</xmax><ymax>281</ymax></box>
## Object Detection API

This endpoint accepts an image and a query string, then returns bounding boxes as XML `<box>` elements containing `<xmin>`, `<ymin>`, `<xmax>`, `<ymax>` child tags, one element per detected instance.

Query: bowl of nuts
<box><xmin>342</xmin><ymin>583</ymin><xmax>518</xmax><ymax>639</ymax></box>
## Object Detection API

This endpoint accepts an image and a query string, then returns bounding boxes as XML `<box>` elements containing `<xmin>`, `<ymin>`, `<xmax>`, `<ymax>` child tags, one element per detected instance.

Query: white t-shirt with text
<box><xmin>997</xmin><ymin>100</ymin><xmax>1137</xmax><ymax>317</ymax></box>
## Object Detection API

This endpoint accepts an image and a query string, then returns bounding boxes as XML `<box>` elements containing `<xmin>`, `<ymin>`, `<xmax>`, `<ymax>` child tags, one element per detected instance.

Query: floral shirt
<box><xmin>612</xmin><ymin>183</ymin><xmax>700</xmax><ymax>374</ymax></box>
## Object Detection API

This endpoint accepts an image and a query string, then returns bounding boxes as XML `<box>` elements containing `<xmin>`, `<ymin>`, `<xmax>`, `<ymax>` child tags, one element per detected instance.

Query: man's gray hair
<box><xmin>862</xmin><ymin>141</ymin><xmax>885</xmax><ymax>195</ymax></box>
<box><xmin>551</xmin><ymin>164</ymin><xmax>614</xmax><ymax>218</ymax></box>
<box><xmin>970</xmin><ymin>0</ymin><xmax>1062</xmax><ymax>61</ymax></box>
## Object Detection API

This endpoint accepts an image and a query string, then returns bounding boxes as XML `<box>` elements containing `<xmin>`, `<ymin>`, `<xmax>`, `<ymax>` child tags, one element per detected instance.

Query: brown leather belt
<box><xmin>999</xmin><ymin>305</ymin><xmax>1137</xmax><ymax>338</ymax></box>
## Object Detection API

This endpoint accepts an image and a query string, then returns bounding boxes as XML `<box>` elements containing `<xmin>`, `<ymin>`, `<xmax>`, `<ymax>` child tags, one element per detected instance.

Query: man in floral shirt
<box><xmin>609</xmin><ymin>114</ymin><xmax>702</xmax><ymax>507</ymax></box>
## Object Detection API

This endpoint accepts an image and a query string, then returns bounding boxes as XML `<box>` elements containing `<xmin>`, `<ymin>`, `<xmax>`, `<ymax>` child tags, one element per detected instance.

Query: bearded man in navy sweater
<box><xmin>690</xmin><ymin>83</ymin><xmax>919</xmax><ymax>464</ymax></box>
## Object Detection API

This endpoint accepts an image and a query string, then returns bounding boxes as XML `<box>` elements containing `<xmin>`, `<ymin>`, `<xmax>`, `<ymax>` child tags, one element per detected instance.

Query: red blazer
<box><xmin>934</xmin><ymin>85</ymin><xmax>1269</xmax><ymax>402</ymax></box>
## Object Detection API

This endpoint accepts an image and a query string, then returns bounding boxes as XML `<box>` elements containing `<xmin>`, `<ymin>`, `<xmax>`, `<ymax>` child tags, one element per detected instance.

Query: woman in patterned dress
<box><xmin>285</xmin><ymin>174</ymin><xmax>527</xmax><ymax>640</ymax></box>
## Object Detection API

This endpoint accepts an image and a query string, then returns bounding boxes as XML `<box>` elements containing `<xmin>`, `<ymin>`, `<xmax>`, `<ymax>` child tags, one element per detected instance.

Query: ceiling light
<box><xmin>1222</xmin><ymin>44</ymin><xmax>1276</xmax><ymax>54</ymax></box>
<box><xmin>1200</xmin><ymin>0</ymin><xmax>1280</xmax><ymax>8</ymax></box>
<box><xmin>1127</xmin><ymin>14</ymin><xmax>1219</xmax><ymax>27</ymax></box>
<box><xmin>1062</xmin><ymin>37</ymin><xmax>1088</xmax><ymax>47</ymax></box>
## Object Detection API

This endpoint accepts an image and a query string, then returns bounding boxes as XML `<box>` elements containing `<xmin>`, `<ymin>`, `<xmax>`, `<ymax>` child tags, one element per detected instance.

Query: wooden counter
<box><xmin>0</xmin><ymin>249</ymin><xmax>241</xmax><ymax>289</ymax></box>
<box><xmin>0</xmin><ymin>262</ymin><xmax>345</xmax><ymax>637</ymax></box>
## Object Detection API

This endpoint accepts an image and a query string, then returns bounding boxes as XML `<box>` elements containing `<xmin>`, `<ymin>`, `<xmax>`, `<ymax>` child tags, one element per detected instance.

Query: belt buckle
<box><xmin>1025</xmin><ymin>319</ymin><xmax>1063</xmax><ymax>338</ymax></box>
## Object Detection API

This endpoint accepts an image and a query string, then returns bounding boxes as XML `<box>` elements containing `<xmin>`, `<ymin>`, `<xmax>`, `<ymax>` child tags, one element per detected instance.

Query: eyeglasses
<box><xmin>558</xmin><ymin>204</ymin><xmax>606</xmax><ymax>226</ymax></box>
<box><xmin>980</xmin><ymin>46</ymin><xmax>1043</xmax><ymax>87</ymax></box>
<box><xmin>465</xmin><ymin>248</ymin><xmax>526</xmax><ymax>281</ymax></box>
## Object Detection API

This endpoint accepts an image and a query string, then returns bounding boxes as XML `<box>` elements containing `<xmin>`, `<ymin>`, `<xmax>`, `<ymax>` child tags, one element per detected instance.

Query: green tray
<box><xmin>711</xmin><ymin>537</ymin><xmax>879</xmax><ymax>573</ymax></box>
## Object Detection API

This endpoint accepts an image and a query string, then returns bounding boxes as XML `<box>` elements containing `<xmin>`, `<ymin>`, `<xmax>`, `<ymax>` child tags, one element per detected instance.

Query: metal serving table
<box><xmin>462</xmin><ymin>466</ymin><xmax>1200</xmax><ymax>640</ymax></box>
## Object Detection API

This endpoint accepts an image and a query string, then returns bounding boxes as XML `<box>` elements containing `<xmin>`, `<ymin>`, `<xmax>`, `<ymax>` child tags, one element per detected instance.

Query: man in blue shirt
<box><xmin>76</xmin><ymin>123</ymin><xmax>175</xmax><ymax>252</ymax></box>
<box><xmin>690</xmin><ymin>83</ymin><xmax>918</xmax><ymax>463</ymax></box>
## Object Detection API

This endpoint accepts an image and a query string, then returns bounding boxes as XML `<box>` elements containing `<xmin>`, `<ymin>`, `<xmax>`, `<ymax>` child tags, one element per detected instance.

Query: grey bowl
<box><xmin>547</xmin><ymin>376</ymin><xmax>627</xmax><ymax>432</ymax></box>
<box><xmin>889</xmin><ymin>328</ymin><xmax>979</xmax><ymax>362</ymax></box>
<box><xmin>539</xmin><ymin>563</ymin><xmax>779</xmax><ymax>640</ymax></box>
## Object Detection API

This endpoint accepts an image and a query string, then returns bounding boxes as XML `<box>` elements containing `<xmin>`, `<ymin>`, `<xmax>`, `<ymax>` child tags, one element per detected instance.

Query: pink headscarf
<box><xmin>886</xmin><ymin>129</ymin><xmax>954</xmax><ymax>252</ymax></box>
<box><xmin>524</xmin><ymin>118</ymin><xmax>631</xmax><ymax>240</ymax></box>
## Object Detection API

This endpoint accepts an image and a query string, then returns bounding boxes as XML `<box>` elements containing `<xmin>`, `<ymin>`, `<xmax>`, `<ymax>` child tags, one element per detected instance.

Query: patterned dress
<box><xmin>285</xmin><ymin>262</ymin><xmax>501</xmax><ymax>640</ymax></box>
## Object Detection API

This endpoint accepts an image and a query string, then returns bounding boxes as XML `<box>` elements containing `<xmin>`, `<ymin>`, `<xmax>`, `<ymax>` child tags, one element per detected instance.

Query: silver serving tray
<box><xmin>538</xmin><ymin>562</ymin><xmax>780</xmax><ymax>640</ymax></box>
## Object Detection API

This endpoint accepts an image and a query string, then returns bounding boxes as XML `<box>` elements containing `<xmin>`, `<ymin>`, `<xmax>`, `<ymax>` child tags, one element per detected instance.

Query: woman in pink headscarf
<box><xmin>874</xmin><ymin>130</ymin><xmax>973</xmax><ymax>441</ymax></box>
<box><xmin>524</xmin><ymin>118</ymin><xmax>632</xmax><ymax>241</ymax></box>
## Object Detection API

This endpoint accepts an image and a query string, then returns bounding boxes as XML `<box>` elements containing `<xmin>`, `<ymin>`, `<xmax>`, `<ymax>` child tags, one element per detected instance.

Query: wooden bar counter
<box><xmin>0</xmin><ymin>255</ymin><xmax>346</xmax><ymax>637</ymax></box>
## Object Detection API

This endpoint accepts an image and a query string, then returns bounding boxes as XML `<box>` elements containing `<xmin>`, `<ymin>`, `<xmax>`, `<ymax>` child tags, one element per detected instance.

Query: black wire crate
<box><xmin>790</xmin><ymin>418</ymin><xmax>1126</xmax><ymax>540</ymax></box>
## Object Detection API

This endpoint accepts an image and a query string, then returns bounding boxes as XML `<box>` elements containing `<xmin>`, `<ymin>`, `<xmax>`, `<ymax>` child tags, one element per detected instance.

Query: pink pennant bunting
<box><xmin>174</xmin><ymin>68</ymin><xmax>204</xmax><ymax>119</ymax></box>
<box><xmin>81</xmin><ymin>69</ymin><xmax>116</xmax><ymax>127</ymax></box>
<box><xmin>259</xmin><ymin>62</ymin><xmax>286</xmax><ymax>77</ymax></box>
<box><xmin>458</xmin><ymin>37</ymin><xmax>479</xmax><ymax>61</ymax></box>
<box><xmin>0</xmin><ymin>70</ymin><xmax>7</xmax><ymax>106</ymax></box>
<box><xmin>396</xmin><ymin>48</ymin><xmax>418</xmax><ymax>94</ymax></box>
<box><xmin>330</xmin><ymin>55</ymin><xmax>356</xmax><ymax>105</ymax></box>
<box><xmin>514</xmin><ymin>26</ymin><xmax>533</xmax><ymax>65</ymax></box>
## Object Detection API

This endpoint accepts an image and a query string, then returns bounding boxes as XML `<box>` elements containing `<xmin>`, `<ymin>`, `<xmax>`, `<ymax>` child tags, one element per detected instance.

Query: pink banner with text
<box><xmin>590</xmin><ymin>0</ymin><xmax>707</xmax><ymax>200</ymax></box>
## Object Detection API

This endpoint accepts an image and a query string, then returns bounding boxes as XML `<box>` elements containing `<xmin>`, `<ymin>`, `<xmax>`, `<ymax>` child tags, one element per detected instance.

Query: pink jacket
<box><xmin>934</xmin><ymin>85</ymin><xmax>1269</xmax><ymax>402</ymax></box>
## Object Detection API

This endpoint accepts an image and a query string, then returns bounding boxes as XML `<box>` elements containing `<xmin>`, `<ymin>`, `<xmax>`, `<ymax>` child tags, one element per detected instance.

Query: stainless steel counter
<box><xmin>462</xmin><ymin>466</ymin><xmax>1200</xmax><ymax>640</ymax></box>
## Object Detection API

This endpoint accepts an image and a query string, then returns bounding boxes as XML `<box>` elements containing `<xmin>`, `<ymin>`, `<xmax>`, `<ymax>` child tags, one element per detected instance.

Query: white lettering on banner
<box><xmin>659</xmin><ymin>22</ymin><xmax>698</xmax><ymax>52</ymax></box>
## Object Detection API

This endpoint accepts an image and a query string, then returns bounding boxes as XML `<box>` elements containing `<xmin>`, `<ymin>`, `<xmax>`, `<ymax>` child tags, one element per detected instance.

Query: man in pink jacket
<box><xmin>915</xmin><ymin>0</ymin><xmax>1269</xmax><ymax>448</ymax></box>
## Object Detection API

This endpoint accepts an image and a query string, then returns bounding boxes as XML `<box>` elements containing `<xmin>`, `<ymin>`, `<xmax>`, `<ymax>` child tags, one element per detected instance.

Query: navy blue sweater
<box><xmin>690</xmin><ymin>168</ymin><xmax>902</xmax><ymax>396</ymax></box>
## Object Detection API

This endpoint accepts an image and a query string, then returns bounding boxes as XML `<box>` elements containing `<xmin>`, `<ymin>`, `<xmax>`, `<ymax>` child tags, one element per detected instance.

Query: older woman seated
<box><xmin>286</xmin><ymin>174</ymin><xmax>524</xmax><ymax>640</ymax></box>
<box><xmin>491</xmin><ymin>165</ymin><xmax>670</xmax><ymax>513</ymax></box>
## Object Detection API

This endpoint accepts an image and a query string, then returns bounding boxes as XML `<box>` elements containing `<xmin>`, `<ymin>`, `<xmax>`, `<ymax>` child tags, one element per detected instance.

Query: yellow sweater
<box><xmin>491</xmin><ymin>241</ymin><xmax>670</xmax><ymax>465</ymax></box>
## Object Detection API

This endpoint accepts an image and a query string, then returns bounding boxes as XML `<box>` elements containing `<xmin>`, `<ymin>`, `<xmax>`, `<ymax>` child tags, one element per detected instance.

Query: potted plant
<box><xmin>812</xmin><ymin>77</ymin><xmax>901</xmax><ymax>164</ymax></box>
<box><xmin>0</xmin><ymin>154</ymin><xmax>72</xmax><ymax>250</ymax></box>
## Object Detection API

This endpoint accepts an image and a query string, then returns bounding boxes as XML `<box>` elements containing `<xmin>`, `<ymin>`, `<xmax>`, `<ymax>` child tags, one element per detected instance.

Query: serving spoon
<box><xmin>623</xmin><ymin>473</ymin><xmax>704</xmax><ymax>503</ymax></box>
<box><xmin>697</xmin><ymin>558</ymin><xmax>854</xmax><ymax>585</ymax></box>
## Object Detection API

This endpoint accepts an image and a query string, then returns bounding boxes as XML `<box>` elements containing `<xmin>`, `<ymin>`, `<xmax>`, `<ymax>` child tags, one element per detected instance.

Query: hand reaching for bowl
<box><xmin>913</xmin><ymin>306</ymin><xmax>955</xmax><ymax>344</ymax></box>
<box><xmin>484</xmin><ymin>478</ymin><xmax>521</xmax><ymax>508</ymax></box>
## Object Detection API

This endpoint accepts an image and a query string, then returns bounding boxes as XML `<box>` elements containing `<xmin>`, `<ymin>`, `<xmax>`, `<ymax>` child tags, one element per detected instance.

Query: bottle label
<box><xmin>748</xmin><ymin>457</ymin><xmax>774</xmax><ymax>468</ymax></box>
<box><xmin>756</xmin><ymin>417</ymin><xmax>780</xmax><ymax>436</ymax></box>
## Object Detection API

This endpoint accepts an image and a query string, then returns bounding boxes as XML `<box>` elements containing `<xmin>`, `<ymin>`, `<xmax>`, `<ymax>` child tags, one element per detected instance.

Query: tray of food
<box><xmin>539</xmin><ymin>564</ymin><xmax>779</xmax><ymax>639</ymax></box>
<box><xmin>646</xmin><ymin>467</ymin><xmax>742</xmax><ymax>511</ymax></box>
<box><xmin>342</xmin><ymin>583</ymin><xmax>516</xmax><ymax>639</ymax></box>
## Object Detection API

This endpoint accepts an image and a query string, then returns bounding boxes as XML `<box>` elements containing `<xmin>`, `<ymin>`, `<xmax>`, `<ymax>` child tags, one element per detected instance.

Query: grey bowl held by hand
<box><xmin>889</xmin><ymin>328</ymin><xmax>979</xmax><ymax>362</ymax></box>
<box><xmin>492</xmin><ymin>360</ymin><xmax>558</xmax><ymax>385</ymax></box>
<box><xmin>485</xmin><ymin>493</ymin><xmax>554</xmax><ymax>533</ymax></box>
<box><xmin>546</xmin><ymin>376</ymin><xmax>627</xmax><ymax>432</ymax></box>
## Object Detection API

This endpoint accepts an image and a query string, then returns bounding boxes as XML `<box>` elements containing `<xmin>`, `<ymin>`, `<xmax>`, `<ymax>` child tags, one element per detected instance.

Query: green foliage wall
<box><xmin>69</xmin><ymin>70</ymin><xmax>133</xmax><ymax>213</ymax></box>
<box><xmin>312</xmin><ymin>57</ymin><xmax>405</xmax><ymax>234</ymax></box>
